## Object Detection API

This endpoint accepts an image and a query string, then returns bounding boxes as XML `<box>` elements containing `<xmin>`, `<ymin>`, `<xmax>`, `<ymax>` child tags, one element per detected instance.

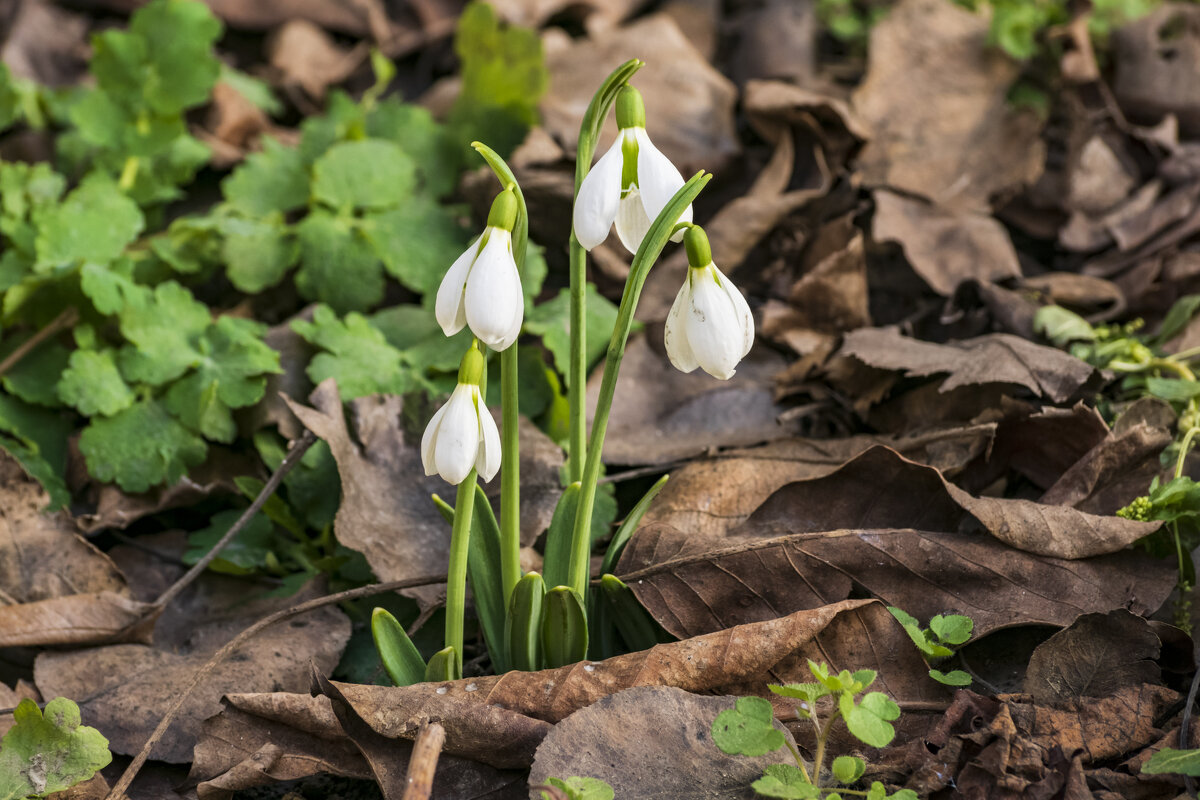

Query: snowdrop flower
<box><xmin>665</xmin><ymin>226</ymin><xmax>754</xmax><ymax>380</ymax></box>
<box><xmin>421</xmin><ymin>345</ymin><xmax>501</xmax><ymax>485</ymax></box>
<box><xmin>436</xmin><ymin>189</ymin><xmax>523</xmax><ymax>350</ymax></box>
<box><xmin>573</xmin><ymin>85</ymin><xmax>692</xmax><ymax>254</ymax></box>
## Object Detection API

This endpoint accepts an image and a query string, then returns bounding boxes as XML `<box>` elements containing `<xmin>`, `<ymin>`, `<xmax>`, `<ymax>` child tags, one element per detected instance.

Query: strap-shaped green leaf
<box><xmin>506</xmin><ymin>571</ymin><xmax>547</xmax><ymax>671</ymax></box>
<box><xmin>600</xmin><ymin>574</ymin><xmax>666</xmax><ymax>652</ymax></box>
<box><xmin>370</xmin><ymin>607</ymin><xmax>426</xmax><ymax>687</ymax></box>
<box><xmin>542</xmin><ymin>481</ymin><xmax>580</xmax><ymax>590</ymax></box>
<box><xmin>542</xmin><ymin>585</ymin><xmax>588</xmax><ymax>667</ymax></box>
<box><xmin>424</xmin><ymin>645</ymin><xmax>459</xmax><ymax>682</ymax></box>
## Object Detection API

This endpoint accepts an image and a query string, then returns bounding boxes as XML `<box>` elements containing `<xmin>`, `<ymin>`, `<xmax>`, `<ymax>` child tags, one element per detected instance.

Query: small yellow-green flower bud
<box><xmin>486</xmin><ymin>188</ymin><xmax>518</xmax><ymax>232</ymax></box>
<box><xmin>457</xmin><ymin>343</ymin><xmax>485</xmax><ymax>386</ymax></box>
<box><xmin>683</xmin><ymin>225</ymin><xmax>712</xmax><ymax>269</ymax></box>
<box><xmin>615</xmin><ymin>85</ymin><xmax>646</xmax><ymax>129</ymax></box>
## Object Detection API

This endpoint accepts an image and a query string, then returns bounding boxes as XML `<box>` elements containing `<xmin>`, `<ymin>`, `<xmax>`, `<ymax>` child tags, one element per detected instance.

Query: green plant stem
<box><xmin>469</xmin><ymin>142</ymin><xmax>528</xmax><ymax>608</ymax></box>
<box><xmin>568</xmin><ymin>235</ymin><xmax>586</xmax><ymax>483</ymax></box>
<box><xmin>810</xmin><ymin>712</ymin><xmax>838</xmax><ymax>790</ymax></box>
<box><xmin>565</xmin><ymin>58</ymin><xmax>644</xmax><ymax>485</ymax></box>
<box><xmin>1176</xmin><ymin>426</ymin><xmax>1200</xmax><ymax>480</ymax></box>
<box><xmin>1150</xmin><ymin>357</ymin><xmax>1197</xmax><ymax>382</ymax></box>
<box><xmin>566</xmin><ymin>172</ymin><xmax>710</xmax><ymax>598</ymax></box>
<box><xmin>445</xmin><ymin>471</ymin><xmax>477</xmax><ymax>677</ymax></box>
<box><xmin>784</xmin><ymin>739</ymin><xmax>813</xmax><ymax>785</ymax></box>
<box><xmin>500</xmin><ymin>342</ymin><xmax>520</xmax><ymax>604</ymax></box>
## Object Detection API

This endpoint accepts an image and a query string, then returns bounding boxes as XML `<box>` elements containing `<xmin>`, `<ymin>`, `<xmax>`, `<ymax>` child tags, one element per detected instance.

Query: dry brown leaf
<box><xmin>267</xmin><ymin>19</ymin><xmax>359</xmax><ymax>100</ymax></box>
<box><xmin>318</xmin><ymin>600</ymin><xmax>873</xmax><ymax>767</ymax></box>
<box><xmin>728</xmin><ymin>0</ymin><xmax>816</xmax><ymax>86</ymax></box>
<box><xmin>872</xmin><ymin>189</ymin><xmax>1023</xmax><ymax>296</ymax></box>
<box><xmin>285</xmin><ymin>381</ymin><xmax>448</xmax><ymax>609</ymax></box>
<box><xmin>853</xmin><ymin>0</ymin><xmax>1044</xmax><ymax>211</ymax></box>
<box><xmin>587</xmin><ymin>336</ymin><xmax>793</xmax><ymax>466</ymax></box>
<box><xmin>318</xmin><ymin>675</ymin><xmax>528</xmax><ymax>800</ymax></box>
<box><xmin>490</xmin><ymin>0</ymin><xmax>646</xmax><ymax>30</ymax></box>
<box><xmin>895</xmin><ymin>684</ymin><xmax>1178</xmax><ymax>797</ymax></box>
<box><xmin>967</xmin><ymin>402</ymin><xmax>1110</xmax><ymax>492</ymax></box>
<box><xmin>619</xmin><ymin>523</ymin><xmax>1171</xmax><ymax>641</ymax></box>
<box><xmin>0</xmin><ymin>679</ymin><xmax>39</xmax><ymax>737</ymax></box>
<box><xmin>1024</xmin><ymin>610</ymin><xmax>1161</xmax><ymax>705</ymax></box>
<box><xmin>640</xmin><ymin>425</ymin><xmax>994</xmax><ymax>538</ymax></box>
<box><xmin>191</xmin><ymin>692</ymin><xmax>370</xmax><ymax>798</ymax></box>
<box><xmin>541</xmin><ymin>14</ymin><xmax>738</xmax><ymax>174</ymax></box>
<box><xmin>77</xmin><ymin>449</ymin><xmax>258</xmax><ymax>534</ymax></box>
<box><xmin>33</xmin><ymin>579</ymin><xmax>350</xmax><ymax>763</ymax></box>
<box><xmin>0</xmin><ymin>452</ymin><xmax>156</xmax><ymax>647</ymax></box>
<box><xmin>528</xmin><ymin>686</ymin><xmax>797</xmax><ymax>799</ymax></box>
<box><xmin>839</xmin><ymin>326</ymin><xmax>1102</xmax><ymax>404</ymax></box>
<box><xmin>1113</xmin><ymin>3</ymin><xmax>1200</xmax><ymax>137</ymax></box>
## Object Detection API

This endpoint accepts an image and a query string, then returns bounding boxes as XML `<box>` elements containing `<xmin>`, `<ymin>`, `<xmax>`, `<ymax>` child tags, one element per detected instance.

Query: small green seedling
<box><xmin>537</xmin><ymin>776</ymin><xmax>614</xmax><ymax>800</ymax></box>
<box><xmin>887</xmin><ymin>607</ymin><xmax>974</xmax><ymax>687</ymax></box>
<box><xmin>0</xmin><ymin>697</ymin><xmax>112</xmax><ymax>800</ymax></box>
<box><xmin>712</xmin><ymin>660</ymin><xmax>916</xmax><ymax>799</ymax></box>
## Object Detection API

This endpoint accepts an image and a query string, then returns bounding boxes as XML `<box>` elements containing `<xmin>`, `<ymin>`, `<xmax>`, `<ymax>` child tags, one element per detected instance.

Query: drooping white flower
<box><xmin>421</xmin><ymin>346</ymin><xmax>501</xmax><ymax>484</ymax></box>
<box><xmin>573</xmin><ymin>85</ymin><xmax>692</xmax><ymax>254</ymax></box>
<box><xmin>664</xmin><ymin>226</ymin><xmax>754</xmax><ymax>381</ymax></box>
<box><xmin>435</xmin><ymin>189</ymin><xmax>524</xmax><ymax>350</ymax></box>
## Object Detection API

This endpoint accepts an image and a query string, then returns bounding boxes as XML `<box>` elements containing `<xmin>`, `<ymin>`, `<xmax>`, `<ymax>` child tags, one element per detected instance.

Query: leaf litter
<box><xmin>5</xmin><ymin>0</ymin><xmax>1200</xmax><ymax>797</ymax></box>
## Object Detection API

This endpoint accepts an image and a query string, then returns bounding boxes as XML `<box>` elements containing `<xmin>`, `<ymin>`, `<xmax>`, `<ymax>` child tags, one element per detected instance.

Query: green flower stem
<box><xmin>784</xmin><ymin>740</ymin><xmax>813</xmax><ymax>785</ymax></box>
<box><xmin>566</xmin><ymin>172</ymin><xmax>711</xmax><ymax>598</ymax></box>
<box><xmin>566</xmin><ymin>58</ymin><xmax>645</xmax><ymax>484</ymax></box>
<box><xmin>471</xmin><ymin>142</ymin><xmax>529</xmax><ymax>607</ymax></box>
<box><xmin>445</xmin><ymin>470</ymin><xmax>477</xmax><ymax>678</ymax></box>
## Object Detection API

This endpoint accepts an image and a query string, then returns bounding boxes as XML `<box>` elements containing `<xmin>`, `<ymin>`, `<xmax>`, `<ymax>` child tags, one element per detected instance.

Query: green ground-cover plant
<box><xmin>1036</xmin><ymin>300</ymin><xmax>1200</xmax><ymax>627</ymax></box>
<box><xmin>0</xmin><ymin>697</ymin><xmax>111</xmax><ymax>800</ymax></box>
<box><xmin>0</xmin><ymin>0</ymin><xmax>591</xmax><ymax>518</ymax></box>
<box><xmin>712</xmin><ymin>660</ymin><xmax>916</xmax><ymax>799</ymax></box>
<box><xmin>536</xmin><ymin>776</ymin><xmax>615</xmax><ymax>800</ymax></box>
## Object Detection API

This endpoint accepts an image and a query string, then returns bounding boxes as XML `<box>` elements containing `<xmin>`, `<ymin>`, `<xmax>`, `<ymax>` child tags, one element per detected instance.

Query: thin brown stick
<box><xmin>0</xmin><ymin>307</ymin><xmax>78</xmax><ymax>378</ymax></box>
<box><xmin>150</xmin><ymin>430</ymin><xmax>316</xmax><ymax>613</ymax></box>
<box><xmin>401</xmin><ymin>721</ymin><xmax>446</xmax><ymax>800</ymax></box>
<box><xmin>104</xmin><ymin>573</ymin><xmax>447</xmax><ymax>800</ymax></box>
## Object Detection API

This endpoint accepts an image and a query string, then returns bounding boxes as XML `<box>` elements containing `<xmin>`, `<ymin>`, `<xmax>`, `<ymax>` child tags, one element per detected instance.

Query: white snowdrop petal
<box><xmin>465</xmin><ymin>229</ymin><xmax>523</xmax><ymax>349</ymax></box>
<box><xmin>573</xmin><ymin>137</ymin><xmax>624</xmax><ymax>250</ymax></box>
<box><xmin>633</xmin><ymin>128</ymin><xmax>690</xmax><ymax>242</ymax></box>
<box><xmin>433</xmin><ymin>385</ymin><xmax>480</xmax><ymax>485</ymax></box>
<box><xmin>664</xmin><ymin>278</ymin><xmax>699</xmax><ymax>373</ymax></box>
<box><xmin>714</xmin><ymin>264</ymin><xmax>755</xmax><ymax>358</ymax></box>
<box><xmin>685</xmin><ymin>269</ymin><xmax>746</xmax><ymax>380</ymax></box>
<box><xmin>615</xmin><ymin>187</ymin><xmax>653</xmax><ymax>255</ymax></box>
<box><xmin>435</xmin><ymin>238</ymin><xmax>480</xmax><ymax>336</ymax></box>
<box><xmin>475</xmin><ymin>390</ymin><xmax>502</xmax><ymax>482</ymax></box>
<box><xmin>420</xmin><ymin>401</ymin><xmax>451</xmax><ymax>476</ymax></box>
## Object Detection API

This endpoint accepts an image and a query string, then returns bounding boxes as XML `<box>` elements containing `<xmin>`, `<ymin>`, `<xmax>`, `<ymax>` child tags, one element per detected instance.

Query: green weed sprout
<box><xmin>712</xmin><ymin>660</ymin><xmax>915</xmax><ymax>799</ymax></box>
<box><xmin>887</xmin><ymin>607</ymin><xmax>975</xmax><ymax>687</ymax></box>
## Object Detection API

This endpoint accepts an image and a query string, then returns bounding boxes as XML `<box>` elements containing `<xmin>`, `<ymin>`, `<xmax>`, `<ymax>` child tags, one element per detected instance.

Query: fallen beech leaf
<box><xmin>0</xmin><ymin>592</ymin><xmax>153</xmax><ymax>648</ymax></box>
<box><xmin>1024</xmin><ymin>610</ymin><xmax>1161</xmax><ymax>705</ymax></box>
<box><xmin>286</xmin><ymin>381</ymin><xmax>448</xmax><ymax>609</ymax></box>
<box><xmin>640</xmin><ymin>425</ymin><xmax>994</xmax><ymax>538</ymax></box>
<box><xmin>1037</xmin><ymin>412</ymin><xmax>1173</xmax><ymax>515</ymax></box>
<box><xmin>853</xmin><ymin>0</ymin><xmax>1044</xmax><ymax>210</ymax></box>
<box><xmin>839</xmin><ymin>326</ymin><xmax>1102</xmax><ymax>404</ymax></box>
<box><xmin>587</xmin><ymin>336</ymin><xmax>793</xmax><ymax>465</ymax></box>
<box><xmin>528</xmin><ymin>686</ymin><xmax>797</xmax><ymax>799</ymax></box>
<box><xmin>33</xmin><ymin>579</ymin><xmax>350</xmax><ymax>763</ymax></box>
<box><xmin>977</xmin><ymin>403</ymin><xmax>1110</xmax><ymax>492</ymax></box>
<box><xmin>872</xmin><ymin>189</ymin><xmax>1022</xmax><ymax>296</ymax></box>
<box><xmin>619</xmin><ymin>523</ymin><xmax>1171</xmax><ymax>641</ymax></box>
<box><xmin>747</xmin><ymin>447</ymin><xmax>1160</xmax><ymax>559</ymax></box>
<box><xmin>541</xmin><ymin>14</ymin><xmax>738</xmax><ymax>173</ymax></box>
<box><xmin>318</xmin><ymin>600</ymin><xmax>873</xmax><ymax>767</ymax></box>
<box><xmin>490</xmin><ymin>0</ymin><xmax>644</xmax><ymax>30</ymax></box>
